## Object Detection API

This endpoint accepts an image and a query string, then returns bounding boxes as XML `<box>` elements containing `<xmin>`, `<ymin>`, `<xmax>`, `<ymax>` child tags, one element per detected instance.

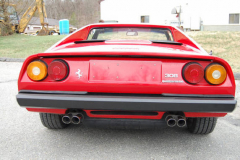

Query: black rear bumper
<box><xmin>16</xmin><ymin>91</ymin><xmax>237</xmax><ymax>113</ymax></box>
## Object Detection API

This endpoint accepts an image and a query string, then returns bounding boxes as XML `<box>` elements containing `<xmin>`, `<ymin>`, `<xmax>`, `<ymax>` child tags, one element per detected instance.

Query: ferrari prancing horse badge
<box><xmin>76</xmin><ymin>69</ymin><xmax>83</xmax><ymax>79</ymax></box>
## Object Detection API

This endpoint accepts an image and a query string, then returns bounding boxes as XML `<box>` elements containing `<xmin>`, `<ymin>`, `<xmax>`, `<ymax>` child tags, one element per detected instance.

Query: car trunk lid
<box><xmin>89</xmin><ymin>60</ymin><xmax>161</xmax><ymax>83</ymax></box>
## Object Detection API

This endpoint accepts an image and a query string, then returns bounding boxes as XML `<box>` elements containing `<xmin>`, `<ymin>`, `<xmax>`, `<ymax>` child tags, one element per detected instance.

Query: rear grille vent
<box><xmin>90</xmin><ymin>111</ymin><xmax>158</xmax><ymax>116</ymax></box>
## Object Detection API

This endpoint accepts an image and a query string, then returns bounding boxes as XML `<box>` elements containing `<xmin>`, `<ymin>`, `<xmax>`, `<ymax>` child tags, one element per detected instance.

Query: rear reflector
<box><xmin>48</xmin><ymin>60</ymin><xmax>69</xmax><ymax>81</ymax></box>
<box><xmin>182</xmin><ymin>62</ymin><xmax>204</xmax><ymax>84</ymax></box>
<box><xmin>205</xmin><ymin>64</ymin><xmax>226</xmax><ymax>85</ymax></box>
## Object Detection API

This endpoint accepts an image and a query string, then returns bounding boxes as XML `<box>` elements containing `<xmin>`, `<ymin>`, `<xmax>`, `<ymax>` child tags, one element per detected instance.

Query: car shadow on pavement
<box><xmin>22</xmin><ymin>118</ymin><xmax>237</xmax><ymax>159</ymax></box>
<box><xmin>43</xmin><ymin>124</ymin><xmax>212</xmax><ymax>148</ymax></box>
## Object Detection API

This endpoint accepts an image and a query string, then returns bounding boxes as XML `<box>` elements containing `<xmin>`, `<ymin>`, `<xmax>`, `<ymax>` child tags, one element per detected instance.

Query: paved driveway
<box><xmin>0</xmin><ymin>62</ymin><xmax>240</xmax><ymax>160</ymax></box>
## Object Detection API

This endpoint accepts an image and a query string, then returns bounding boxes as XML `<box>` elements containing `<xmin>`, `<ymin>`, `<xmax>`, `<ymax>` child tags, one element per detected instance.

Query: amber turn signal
<box><xmin>205</xmin><ymin>64</ymin><xmax>227</xmax><ymax>85</ymax></box>
<box><xmin>27</xmin><ymin>61</ymin><xmax>47</xmax><ymax>81</ymax></box>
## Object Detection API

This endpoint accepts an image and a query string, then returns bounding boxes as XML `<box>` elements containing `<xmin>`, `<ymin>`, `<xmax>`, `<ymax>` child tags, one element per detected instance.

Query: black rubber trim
<box><xmin>19</xmin><ymin>90</ymin><xmax>234</xmax><ymax>98</ymax></box>
<box><xmin>74</xmin><ymin>40</ymin><xmax>106</xmax><ymax>44</ymax></box>
<box><xmin>19</xmin><ymin>90</ymin><xmax>88</xmax><ymax>95</ymax></box>
<box><xmin>39</xmin><ymin>55</ymin><xmax>213</xmax><ymax>62</ymax></box>
<box><xmin>161</xmin><ymin>93</ymin><xmax>234</xmax><ymax>98</ymax></box>
<box><xmin>16</xmin><ymin>93</ymin><xmax>237</xmax><ymax>112</ymax></box>
<box><xmin>75</xmin><ymin>40</ymin><xmax>182</xmax><ymax>45</ymax></box>
<box><xmin>151</xmin><ymin>40</ymin><xmax>182</xmax><ymax>45</ymax></box>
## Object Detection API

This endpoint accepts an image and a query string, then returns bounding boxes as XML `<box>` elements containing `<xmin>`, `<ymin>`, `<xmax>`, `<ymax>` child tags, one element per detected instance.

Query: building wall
<box><xmin>101</xmin><ymin>0</ymin><xmax>240</xmax><ymax>28</ymax></box>
<box><xmin>203</xmin><ymin>25</ymin><xmax>240</xmax><ymax>31</ymax></box>
<box><xmin>183</xmin><ymin>0</ymin><xmax>240</xmax><ymax>25</ymax></box>
<box><xmin>101</xmin><ymin>0</ymin><xmax>175</xmax><ymax>24</ymax></box>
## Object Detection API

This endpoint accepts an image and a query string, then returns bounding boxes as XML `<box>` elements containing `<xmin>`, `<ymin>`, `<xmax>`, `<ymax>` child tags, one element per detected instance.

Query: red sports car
<box><xmin>17</xmin><ymin>23</ymin><xmax>237</xmax><ymax>134</ymax></box>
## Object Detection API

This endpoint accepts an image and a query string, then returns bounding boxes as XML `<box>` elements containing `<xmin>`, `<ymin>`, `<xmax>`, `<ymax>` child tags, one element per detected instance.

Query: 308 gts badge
<box><xmin>165</xmin><ymin>74</ymin><xmax>178</xmax><ymax>78</ymax></box>
<box><xmin>76</xmin><ymin>69</ymin><xmax>83</xmax><ymax>79</ymax></box>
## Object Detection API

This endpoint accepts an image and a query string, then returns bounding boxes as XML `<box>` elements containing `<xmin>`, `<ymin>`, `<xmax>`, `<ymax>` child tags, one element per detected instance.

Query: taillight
<box><xmin>182</xmin><ymin>62</ymin><xmax>204</xmax><ymax>84</ymax></box>
<box><xmin>48</xmin><ymin>60</ymin><xmax>69</xmax><ymax>81</ymax></box>
<box><xmin>205</xmin><ymin>64</ymin><xmax>226</xmax><ymax>85</ymax></box>
<box><xmin>27</xmin><ymin>61</ymin><xmax>48</xmax><ymax>81</ymax></box>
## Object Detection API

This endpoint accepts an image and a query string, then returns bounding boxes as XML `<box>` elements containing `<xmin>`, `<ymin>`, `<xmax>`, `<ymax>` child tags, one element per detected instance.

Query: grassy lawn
<box><xmin>0</xmin><ymin>34</ymin><xmax>66</xmax><ymax>58</ymax></box>
<box><xmin>187</xmin><ymin>31</ymin><xmax>240</xmax><ymax>73</ymax></box>
<box><xmin>0</xmin><ymin>32</ymin><xmax>240</xmax><ymax>72</ymax></box>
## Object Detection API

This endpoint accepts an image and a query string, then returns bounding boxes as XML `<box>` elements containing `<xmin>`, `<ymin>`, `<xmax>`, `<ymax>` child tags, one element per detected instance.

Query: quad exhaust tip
<box><xmin>177</xmin><ymin>116</ymin><xmax>186</xmax><ymax>127</ymax></box>
<box><xmin>62</xmin><ymin>115</ymin><xmax>71</xmax><ymax>124</ymax></box>
<box><xmin>166</xmin><ymin>116</ymin><xmax>177</xmax><ymax>127</ymax></box>
<box><xmin>71</xmin><ymin>115</ymin><xmax>82</xmax><ymax>124</ymax></box>
<box><xmin>63</xmin><ymin>113</ymin><xmax>186</xmax><ymax>127</ymax></box>
<box><xmin>62</xmin><ymin>114</ymin><xmax>83</xmax><ymax>124</ymax></box>
<box><xmin>166</xmin><ymin>115</ymin><xmax>186</xmax><ymax>127</ymax></box>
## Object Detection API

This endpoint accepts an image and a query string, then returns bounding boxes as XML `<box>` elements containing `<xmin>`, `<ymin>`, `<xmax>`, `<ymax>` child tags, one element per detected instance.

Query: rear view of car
<box><xmin>17</xmin><ymin>23</ymin><xmax>237</xmax><ymax>134</ymax></box>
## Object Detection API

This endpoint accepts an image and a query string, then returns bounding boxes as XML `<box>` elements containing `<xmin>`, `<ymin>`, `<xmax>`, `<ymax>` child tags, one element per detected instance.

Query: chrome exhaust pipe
<box><xmin>177</xmin><ymin>116</ymin><xmax>186</xmax><ymax>127</ymax></box>
<box><xmin>62</xmin><ymin>115</ymin><xmax>71</xmax><ymax>124</ymax></box>
<box><xmin>166</xmin><ymin>115</ymin><xmax>176</xmax><ymax>127</ymax></box>
<box><xmin>71</xmin><ymin>114</ymin><xmax>82</xmax><ymax>124</ymax></box>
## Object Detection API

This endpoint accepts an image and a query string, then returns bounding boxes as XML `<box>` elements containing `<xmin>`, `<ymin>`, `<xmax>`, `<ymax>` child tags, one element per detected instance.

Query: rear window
<box><xmin>87</xmin><ymin>28</ymin><xmax>174</xmax><ymax>41</ymax></box>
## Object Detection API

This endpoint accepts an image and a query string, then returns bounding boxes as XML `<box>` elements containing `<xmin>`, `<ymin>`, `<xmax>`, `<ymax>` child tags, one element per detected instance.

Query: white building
<box><xmin>101</xmin><ymin>0</ymin><xmax>240</xmax><ymax>31</ymax></box>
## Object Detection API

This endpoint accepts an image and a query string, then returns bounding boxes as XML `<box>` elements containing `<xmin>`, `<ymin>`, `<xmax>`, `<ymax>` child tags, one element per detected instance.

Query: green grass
<box><xmin>187</xmin><ymin>31</ymin><xmax>240</xmax><ymax>73</ymax></box>
<box><xmin>1</xmin><ymin>32</ymin><xmax>240</xmax><ymax>72</ymax></box>
<box><xmin>0</xmin><ymin>34</ymin><xmax>66</xmax><ymax>58</ymax></box>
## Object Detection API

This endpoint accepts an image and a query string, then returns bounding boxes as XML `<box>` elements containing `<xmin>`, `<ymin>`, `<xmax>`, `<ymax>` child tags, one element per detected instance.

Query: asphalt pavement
<box><xmin>0</xmin><ymin>62</ymin><xmax>240</xmax><ymax>160</ymax></box>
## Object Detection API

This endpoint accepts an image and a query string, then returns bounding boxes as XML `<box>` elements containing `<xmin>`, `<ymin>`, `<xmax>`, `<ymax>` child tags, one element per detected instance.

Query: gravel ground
<box><xmin>0</xmin><ymin>62</ymin><xmax>240</xmax><ymax>160</ymax></box>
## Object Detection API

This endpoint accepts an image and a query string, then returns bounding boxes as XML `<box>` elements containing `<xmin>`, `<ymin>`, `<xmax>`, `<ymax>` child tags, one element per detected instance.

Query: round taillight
<box><xmin>182</xmin><ymin>62</ymin><xmax>204</xmax><ymax>84</ymax></box>
<box><xmin>205</xmin><ymin>64</ymin><xmax>226</xmax><ymax>85</ymax></box>
<box><xmin>48</xmin><ymin>60</ymin><xmax>69</xmax><ymax>81</ymax></box>
<box><xmin>27</xmin><ymin>61</ymin><xmax>48</xmax><ymax>81</ymax></box>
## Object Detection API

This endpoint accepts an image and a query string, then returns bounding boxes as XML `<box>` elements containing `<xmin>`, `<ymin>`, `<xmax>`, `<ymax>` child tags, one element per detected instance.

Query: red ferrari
<box><xmin>17</xmin><ymin>23</ymin><xmax>237</xmax><ymax>134</ymax></box>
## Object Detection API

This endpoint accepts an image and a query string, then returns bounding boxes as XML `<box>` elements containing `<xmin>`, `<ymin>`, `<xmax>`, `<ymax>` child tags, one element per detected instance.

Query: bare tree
<box><xmin>0</xmin><ymin>0</ymin><xmax>14</xmax><ymax>35</ymax></box>
<box><xmin>1</xmin><ymin>0</ymin><xmax>101</xmax><ymax>35</ymax></box>
<box><xmin>45</xmin><ymin>0</ymin><xmax>101</xmax><ymax>28</ymax></box>
<box><xmin>10</xmin><ymin>0</ymin><xmax>32</xmax><ymax>17</ymax></box>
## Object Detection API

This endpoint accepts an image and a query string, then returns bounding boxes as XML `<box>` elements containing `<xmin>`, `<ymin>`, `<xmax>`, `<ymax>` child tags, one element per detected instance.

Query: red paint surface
<box><xmin>18</xmin><ymin>57</ymin><xmax>235</xmax><ymax>96</ymax></box>
<box><xmin>26</xmin><ymin>108</ymin><xmax>67</xmax><ymax>114</ymax></box>
<box><xmin>84</xmin><ymin>110</ymin><xmax>165</xmax><ymax>119</ymax></box>
<box><xmin>85</xmin><ymin>110</ymin><xmax>227</xmax><ymax>119</ymax></box>
<box><xmin>18</xmin><ymin>24</ymin><xmax>236</xmax><ymax>117</ymax></box>
<box><xmin>89</xmin><ymin>60</ymin><xmax>161</xmax><ymax>83</ymax></box>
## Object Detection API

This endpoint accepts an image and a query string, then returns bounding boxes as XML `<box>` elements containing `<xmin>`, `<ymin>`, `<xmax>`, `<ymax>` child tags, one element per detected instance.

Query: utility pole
<box><xmin>171</xmin><ymin>5</ymin><xmax>182</xmax><ymax>28</ymax></box>
<box><xmin>178</xmin><ymin>5</ymin><xmax>181</xmax><ymax>27</ymax></box>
